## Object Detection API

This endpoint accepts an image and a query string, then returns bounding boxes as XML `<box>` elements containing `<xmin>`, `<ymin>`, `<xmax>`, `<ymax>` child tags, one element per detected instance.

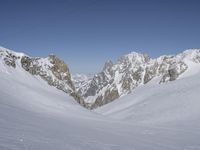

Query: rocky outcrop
<box><xmin>0</xmin><ymin>50</ymin><xmax>19</xmax><ymax>68</ymax></box>
<box><xmin>21</xmin><ymin>55</ymin><xmax>74</xmax><ymax>91</ymax></box>
<box><xmin>160</xmin><ymin>63</ymin><xmax>187</xmax><ymax>83</ymax></box>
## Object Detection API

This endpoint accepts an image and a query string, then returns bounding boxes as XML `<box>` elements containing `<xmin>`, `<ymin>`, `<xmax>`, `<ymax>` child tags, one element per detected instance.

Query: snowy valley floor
<box><xmin>1</xmin><ymin>61</ymin><xmax>200</xmax><ymax>150</ymax></box>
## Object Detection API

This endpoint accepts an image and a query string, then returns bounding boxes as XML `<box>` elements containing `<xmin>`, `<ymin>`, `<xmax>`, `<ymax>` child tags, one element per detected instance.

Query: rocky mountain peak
<box><xmin>118</xmin><ymin>51</ymin><xmax>150</xmax><ymax>64</ymax></box>
<box><xmin>48</xmin><ymin>54</ymin><xmax>72</xmax><ymax>83</ymax></box>
<box><xmin>0</xmin><ymin>47</ymin><xmax>85</xmax><ymax>107</ymax></box>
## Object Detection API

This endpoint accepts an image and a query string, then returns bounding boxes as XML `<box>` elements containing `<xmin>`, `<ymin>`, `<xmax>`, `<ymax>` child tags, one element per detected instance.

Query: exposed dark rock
<box><xmin>3</xmin><ymin>51</ymin><xmax>18</xmax><ymax>68</ymax></box>
<box><xmin>21</xmin><ymin>56</ymin><xmax>32</xmax><ymax>71</ymax></box>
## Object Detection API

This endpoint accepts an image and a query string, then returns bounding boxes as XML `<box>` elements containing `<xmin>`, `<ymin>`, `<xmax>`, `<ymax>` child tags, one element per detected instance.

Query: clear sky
<box><xmin>0</xmin><ymin>0</ymin><xmax>200</xmax><ymax>74</ymax></box>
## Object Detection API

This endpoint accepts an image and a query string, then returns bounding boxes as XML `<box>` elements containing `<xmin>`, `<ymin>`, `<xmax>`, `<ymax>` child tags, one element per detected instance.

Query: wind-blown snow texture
<box><xmin>1</xmin><ymin>47</ymin><xmax>200</xmax><ymax>149</ymax></box>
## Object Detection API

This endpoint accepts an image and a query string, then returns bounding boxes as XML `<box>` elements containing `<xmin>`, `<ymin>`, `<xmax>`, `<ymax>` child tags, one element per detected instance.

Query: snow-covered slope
<box><xmin>1</xmin><ymin>47</ymin><xmax>200</xmax><ymax>149</ymax></box>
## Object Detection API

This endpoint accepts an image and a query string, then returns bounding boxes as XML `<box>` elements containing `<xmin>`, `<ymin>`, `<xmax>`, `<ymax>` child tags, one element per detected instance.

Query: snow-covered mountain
<box><xmin>77</xmin><ymin>49</ymin><xmax>200</xmax><ymax>108</ymax></box>
<box><xmin>1</xmin><ymin>46</ymin><xmax>200</xmax><ymax>110</ymax></box>
<box><xmin>0</xmin><ymin>47</ymin><xmax>85</xmax><ymax>107</ymax></box>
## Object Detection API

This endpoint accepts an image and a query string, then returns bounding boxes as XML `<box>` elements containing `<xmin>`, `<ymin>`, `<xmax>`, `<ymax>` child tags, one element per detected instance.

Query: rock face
<box><xmin>76</xmin><ymin>50</ymin><xmax>200</xmax><ymax>109</ymax></box>
<box><xmin>21</xmin><ymin>55</ymin><xmax>75</xmax><ymax>92</ymax></box>
<box><xmin>0</xmin><ymin>51</ymin><xmax>19</xmax><ymax>68</ymax></box>
<box><xmin>0</xmin><ymin>47</ymin><xmax>85</xmax><ymax>107</ymax></box>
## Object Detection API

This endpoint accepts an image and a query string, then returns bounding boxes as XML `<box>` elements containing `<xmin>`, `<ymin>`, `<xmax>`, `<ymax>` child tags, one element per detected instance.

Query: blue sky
<box><xmin>0</xmin><ymin>0</ymin><xmax>200</xmax><ymax>74</ymax></box>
